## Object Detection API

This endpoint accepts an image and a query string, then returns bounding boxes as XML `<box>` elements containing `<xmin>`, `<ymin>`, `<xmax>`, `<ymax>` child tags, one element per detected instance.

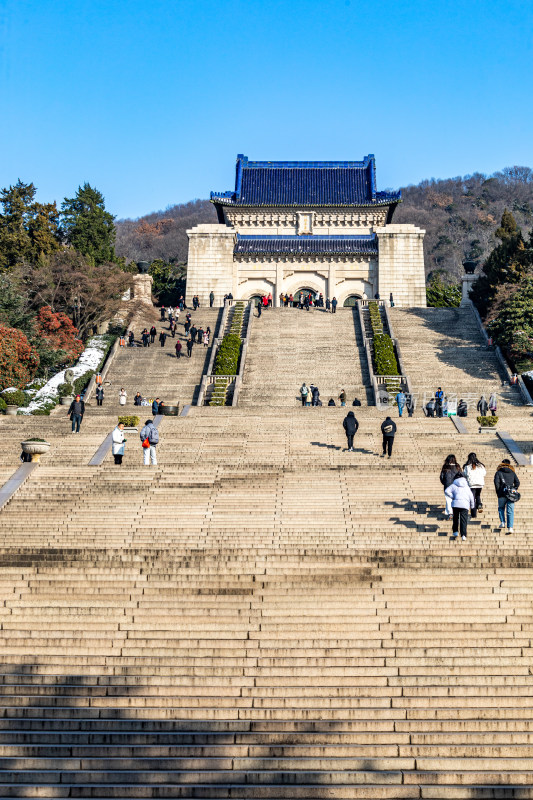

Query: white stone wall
<box><xmin>185</xmin><ymin>217</ymin><xmax>426</xmax><ymax>308</ymax></box>
<box><xmin>375</xmin><ymin>225</ymin><xmax>426</xmax><ymax>307</ymax></box>
<box><xmin>186</xmin><ymin>224</ymin><xmax>236</xmax><ymax>306</ymax></box>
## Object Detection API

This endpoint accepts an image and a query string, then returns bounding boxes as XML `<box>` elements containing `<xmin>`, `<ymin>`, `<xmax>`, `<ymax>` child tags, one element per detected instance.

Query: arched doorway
<box><xmin>295</xmin><ymin>288</ymin><xmax>317</xmax><ymax>304</ymax></box>
<box><xmin>249</xmin><ymin>294</ymin><xmax>263</xmax><ymax>305</ymax></box>
<box><xmin>343</xmin><ymin>294</ymin><xmax>362</xmax><ymax>307</ymax></box>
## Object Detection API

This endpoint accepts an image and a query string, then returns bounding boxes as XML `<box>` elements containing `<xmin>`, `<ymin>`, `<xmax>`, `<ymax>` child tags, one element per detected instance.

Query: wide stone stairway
<box><xmin>391</xmin><ymin>306</ymin><xmax>523</xmax><ymax>411</ymax></box>
<box><xmin>0</xmin><ymin>308</ymin><xmax>533</xmax><ymax>798</ymax></box>
<box><xmin>239</xmin><ymin>307</ymin><xmax>372</xmax><ymax>406</ymax></box>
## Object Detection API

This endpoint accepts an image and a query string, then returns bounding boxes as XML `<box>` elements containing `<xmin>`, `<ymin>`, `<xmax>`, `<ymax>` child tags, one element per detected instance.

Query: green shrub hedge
<box><xmin>2</xmin><ymin>389</ymin><xmax>28</xmax><ymax>406</ymax></box>
<box><xmin>374</xmin><ymin>334</ymin><xmax>399</xmax><ymax>376</ymax></box>
<box><xmin>118</xmin><ymin>415</ymin><xmax>140</xmax><ymax>427</ymax></box>
<box><xmin>367</xmin><ymin>302</ymin><xmax>400</xmax><ymax>379</ymax></box>
<box><xmin>477</xmin><ymin>415</ymin><xmax>499</xmax><ymax>427</ymax></box>
<box><xmin>214</xmin><ymin>333</ymin><xmax>242</xmax><ymax>376</ymax></box>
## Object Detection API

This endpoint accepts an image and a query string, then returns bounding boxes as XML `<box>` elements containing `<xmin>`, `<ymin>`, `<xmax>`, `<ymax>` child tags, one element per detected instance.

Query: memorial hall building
<box><xmin>186</xmin><ymin>155</ymin><xmax>426</xmax><ymax>307</ymax></box>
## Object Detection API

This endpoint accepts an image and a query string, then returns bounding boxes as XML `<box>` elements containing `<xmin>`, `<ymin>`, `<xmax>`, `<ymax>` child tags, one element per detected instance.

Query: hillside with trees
<box><xmin>115</xmin><ymin>199</ymin><xmax>216</xmax><ymax>264</ymax></box>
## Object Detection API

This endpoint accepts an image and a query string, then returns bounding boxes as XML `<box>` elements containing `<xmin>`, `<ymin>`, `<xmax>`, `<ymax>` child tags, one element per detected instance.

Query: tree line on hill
<box><xmin>0</xmin><ymin>181</ymin><xmax>130</xmax><ymax>390</ymax></box>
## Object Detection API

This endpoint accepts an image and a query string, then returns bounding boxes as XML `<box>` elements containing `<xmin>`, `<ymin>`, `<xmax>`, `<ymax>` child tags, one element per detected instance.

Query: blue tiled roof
<box><xmin>234</xmin><ymin>235</ymin><xmax>378</xmax><ymax>256</ymax></box>
<box><xmin>212</xmin><ymin>155</ymin><xmax>401</xmax><ymax>207</ymax></box>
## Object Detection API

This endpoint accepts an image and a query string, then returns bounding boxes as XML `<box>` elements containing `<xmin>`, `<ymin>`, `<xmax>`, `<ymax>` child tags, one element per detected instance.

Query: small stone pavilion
<box><xmin>186</xmin><ymin>155</ymin><xmax>426</xmax><ymax>307</ymax></box>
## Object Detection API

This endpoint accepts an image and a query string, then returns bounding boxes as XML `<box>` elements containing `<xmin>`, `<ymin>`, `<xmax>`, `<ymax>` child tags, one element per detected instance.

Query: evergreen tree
<box><xmin>426</xmin><ymin>272</ymin><xmax>461</xmax><ymax>307</ymax></box>
<box><xmin>0</xmin><ymin>180</ymin><xmax>60</xmax><ymax>270</ymax></box>
<box><xmin>61</xmin><ymin>183</ymin><xmax>117</xmax><ymax>266</ymax></box>
<box><xmin>470</xmin><ymin>210</ymin><xmax>530</xmax><ymax>316</ymax></box>
<box><xmin>488</xmin><ymin>278</ymin><xmax>533</xmax><ymax>364</ymax></box>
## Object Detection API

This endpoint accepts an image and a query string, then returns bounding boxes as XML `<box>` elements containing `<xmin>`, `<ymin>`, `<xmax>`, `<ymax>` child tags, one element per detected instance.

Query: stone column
<box><xmin>328</xmin><ymin>263</ymin><xmax>337</xmax><ymax>301</ymax></box>
<box><xmin>186</xmin><ymin>224</ymin><xmax>236</xmax><ymax>306</ymax></box>
<box><xmin>275</xmin><ymin>262</ymin><xmax>283</xmax><ymax>306</ymax></box>
<box><xmin>132</xmin><ymin>274</ymin><xmax>154</xmax><ymax>303</ymax></box>
<box><xmin>461</xmin><ymin>273</ymin><xmax>475</xmax><ymax>306</ymax></box>
<box><xmin>375</xmin><ymin>224</ymin><xmax>426</xmax><ymax>307</ymax></box>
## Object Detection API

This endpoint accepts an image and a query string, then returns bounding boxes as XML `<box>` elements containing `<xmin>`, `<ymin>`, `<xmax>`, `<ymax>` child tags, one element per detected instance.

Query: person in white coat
<box><xmin>463</xmin><ymin>452</ymin><xmax>486</xmax><ymax>518</ymax></box>
<box><xmin>119</xmin><ymin>388</ymin><xmax>127</xmax><ymax>406</ymax></box>
<box><xmin>111</xmin><ymin>423</ymin><xmax>126</xmax><ymax>465</ymax></box>
<box><xmin>445</xmin><ymin>473</ymin><xmax>475</xmax><ymax>541</ymax></box>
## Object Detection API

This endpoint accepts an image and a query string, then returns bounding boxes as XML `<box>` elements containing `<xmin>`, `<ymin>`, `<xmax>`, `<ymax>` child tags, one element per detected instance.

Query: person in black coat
<box><xmin>152</xmin><ymin>398</ymin><xmax>161</xmax><ymax>416</ymax></box>
<box><xmin>159</xmin><ymin>331</ymin><xmax>167</xmax><ymax>347</ymax></box>
<box><xmin>187</xmin><ymin>337</ymin><xmax>194</xmax><ymax>358</ymax></box>
<box><xmin>95</xmin><ymin>385</ymin><xmax>104</xmax><ymax>406</ymax></box>
<box><xmin>150</xmin><ymin>326</ymin><xmax>157</xmax><ymax>344</ymax></box>
<box><xmin>68</xmin><ymin>395</ymin><xmax>85</xmax><ymax>433</ymax></box>
<box><xmin>134</xmin><ymin>392</ymin><xmax>142</xmax><ymax>406</ymax></box>
<box><xmin>190</xmin><ymin>325</ymin><xmax>197</xmax><ymax>342</ymax></box>
<box><xmin>380</xmin><ymin>416</ymin><xmax>397</xmax><ymax>458</ymax></box>
<box><xmin>197</xmin><ymin>327</ymin><xmax>204</xmax><ymax>344</ymax></box>
<box><xmin>342</xmin><ymin>411</ymin><xmax>359</xmax><ymax>451</ymax></box>
<box><xmin>328</xmin><ymin>398</ymin><xmax>336</xmax><ymax>406</ymax></box>
<box><xmin>494</xmin><ymin>459</ymin><xmax>520</xmax><ymax>533</ymax></box>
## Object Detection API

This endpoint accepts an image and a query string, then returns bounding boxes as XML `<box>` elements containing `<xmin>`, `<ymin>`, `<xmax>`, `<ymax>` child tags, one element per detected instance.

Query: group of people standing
<box><xmin>440</xmin><ymin>452</ymin><xmax>520</xmax><ymax>538</ymax></box>
<box><xmin>111</xmin><ymin>418</ymin><xmax>160</xmax><ymax>466</ymax></box>
<box><xmin>300</xmin><ymin>383</ymin><xmax>361</xmax><ymax>408</ymax></box>
<box><xmin>258</xmin><ymin>294</ymin><xmax>339</xmax><ymax>314</ymax></box>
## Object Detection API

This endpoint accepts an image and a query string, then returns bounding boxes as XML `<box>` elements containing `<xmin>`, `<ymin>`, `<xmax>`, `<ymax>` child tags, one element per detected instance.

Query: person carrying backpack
<box><xmin>494</xmin><ymin>459</ymin><xmax>520</xmax><ymax>534</ymax></box>
<box><xmin>380</xmin><ymin>416</ymin><xmax>397</xmax><ymax>458</ymax></box>
<box><xmin>440</xmin><ymin>454</ymin><xmax>461</xmax><ymax>520</ymax></box>
<box><xmin>445</xmin><ymin>471</ymin><xmax>475</xmax><ymax>541</ymax></box>
<box><xmin>140</xmin><ymin>419</ymin><xmax>159</xmax><ymax>466</ymax></box>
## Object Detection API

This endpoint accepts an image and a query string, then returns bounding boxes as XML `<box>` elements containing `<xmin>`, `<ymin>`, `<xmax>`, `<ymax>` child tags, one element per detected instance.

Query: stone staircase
<box><xmin>391</xmin><ymin>306</ymin><xmax>523</xmax><ymax>412</ymax></box>
<box><xmin>0</xmin><ymin>307</ymin><xmax>533</xmax><ymax>797</ymax></box>
<box><xmin>239</xmin><ymin>307</ymin><xmax>372</xmax><ymax>406</ymax></box>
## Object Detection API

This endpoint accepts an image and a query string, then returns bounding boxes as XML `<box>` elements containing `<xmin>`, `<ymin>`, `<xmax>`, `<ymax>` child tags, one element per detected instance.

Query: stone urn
<box><xmin>160</xmin><ymin>404</ymin><xmax>180</xmax><ymax>416</ymax></box>
<box><xmin>20</xmin><ymin>440</ymin><xmax>51</xmax><ymax>462</ymax></box>
<box><xmin>5</xmin><ymin>405</ymin><xmax>18</xmax><ymax>416</ymax></box>
<box><xmin>59</xmin><ymin>396</ymin><xmax>74</xmax><ymax>406</ymax></box>
<box><xmin>137</xmin><ymin>261</ymin><xmax>150</xmax><ymax>274</ymax></box>
<box><xmin>463</xmin><ymin>260</ymin><xmax>477</xmax><ymax>274</ymax></box>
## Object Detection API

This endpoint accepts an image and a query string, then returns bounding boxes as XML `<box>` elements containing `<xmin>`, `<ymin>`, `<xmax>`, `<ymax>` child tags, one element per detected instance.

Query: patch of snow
<box><xmin>22</xmin><ymin>335</ymin><xmax>109</xmax><ymax>414</ymax></box>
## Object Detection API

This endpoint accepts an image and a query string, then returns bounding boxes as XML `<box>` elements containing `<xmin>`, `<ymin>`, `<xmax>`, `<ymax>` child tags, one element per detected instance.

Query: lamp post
<box><xmin>461</xmin><ymin>260</ymin><xmax>477</xmax><ymax>306</ymax></box>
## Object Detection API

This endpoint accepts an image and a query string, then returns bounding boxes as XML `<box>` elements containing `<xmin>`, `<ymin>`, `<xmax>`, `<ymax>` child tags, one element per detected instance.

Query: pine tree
<box><xmin>0</xmin><ymin>181</ymin><xmax>60</xmax><ymax>270</ymax></box>
<box><xmin>470</xmin><ymin>210</ymin><xmax>530</xmax><ymax>316</ymax></box>
<box><xmin>61</xmin><ymin>183</ymin><xmax>117</xmax><ymax>266</ymax></box>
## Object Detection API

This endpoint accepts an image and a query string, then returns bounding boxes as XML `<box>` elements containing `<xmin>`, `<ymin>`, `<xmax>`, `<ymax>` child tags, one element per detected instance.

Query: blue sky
<box><xmin>1</xmin><ymin>0</ymin><xmax>532</xmax><ymax>219</ymax></box>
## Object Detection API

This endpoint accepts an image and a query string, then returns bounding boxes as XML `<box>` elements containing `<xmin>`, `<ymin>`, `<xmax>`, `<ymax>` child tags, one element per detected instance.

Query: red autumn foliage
<box><xmin>0</xmin><ymin>324</ymin><xmax>40</xmax><ymax>389</ymax></box>
<box><xmin>35</xmin><ymin>306</ymin><xmax>84</xmax><ymax>361</ymax></box>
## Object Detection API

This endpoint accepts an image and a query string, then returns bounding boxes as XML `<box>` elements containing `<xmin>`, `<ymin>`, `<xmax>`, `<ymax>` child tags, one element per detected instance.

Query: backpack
<box><xmin>503</xmin><ymin>485</ymin><xmax>520</xmax><ymax>503</ymax></box>
<box><xmin>148</xmin><ymin>426</ymin><xmax>159</xmax><ymax>445</ymax></box>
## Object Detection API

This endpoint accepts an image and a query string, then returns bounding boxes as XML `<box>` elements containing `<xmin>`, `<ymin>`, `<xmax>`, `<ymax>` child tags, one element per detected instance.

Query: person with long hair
<box><xmin>445</xmin><ymin>469</ymin><xmax>475</xmax><ymax>540</ymax></box>
<box><xmin>440</xmin><ymin>454</ymin><xmax>461</xmax><ymax>520</ymax></box>
<box><xmin>463</xmin><ymin>452</ymin><xmax>486</xmax><ymax>518</ymax></box>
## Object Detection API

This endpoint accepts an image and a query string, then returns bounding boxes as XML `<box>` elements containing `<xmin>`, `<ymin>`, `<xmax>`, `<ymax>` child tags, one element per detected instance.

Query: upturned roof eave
<box><xmin>210</xmin><ymin>198</ymin><xmax>401</xmax><ymax>209</ymax></box>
